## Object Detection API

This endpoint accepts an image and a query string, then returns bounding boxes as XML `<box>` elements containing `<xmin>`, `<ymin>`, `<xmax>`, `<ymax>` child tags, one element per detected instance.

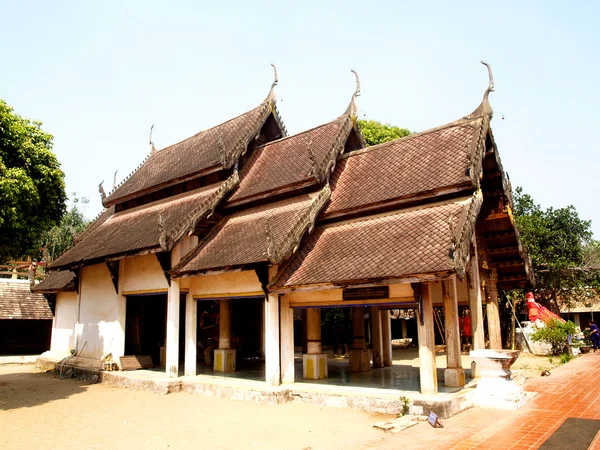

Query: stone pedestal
<box><xmin>349</xmin><ymin>349</ymin><xmax>371</xmax><ymax>372</ymax></box>
<box><xmin>444</xmin><ymin>368</ymin><xmax>466</xmax><ymax>387</ymax></box>
<box><xmin>470</xmin><ymin>349</ymin><xmax>528</xmax><ymax>410</ymax></box>
<box><xmin>214</xmin><ymin>349</ymin><xmax>236</xmax><ymax>373</ymax></box>
<box><xmin>303</xmin><ymin>353</ymin><xmax>328</xmax><ymax>379</ymax></box>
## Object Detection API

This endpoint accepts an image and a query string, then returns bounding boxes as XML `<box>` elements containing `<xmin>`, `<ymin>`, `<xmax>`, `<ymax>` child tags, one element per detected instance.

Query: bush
<box><xmin>531</xmin><ymin>319</ymin><xmax>577</xmax><ymax>356</ymax></box>
<box><xmin>560</xmin><ymin>353</ymin><xmax>572</xmax><ymax>364</ymax></box>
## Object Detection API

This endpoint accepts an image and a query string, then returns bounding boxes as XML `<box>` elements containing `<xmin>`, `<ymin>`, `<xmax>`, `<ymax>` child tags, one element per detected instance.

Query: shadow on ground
<box><xmin>0</xmin><ymin>365</ymin><xmax>89</xmax><ymax>410</ymax></box>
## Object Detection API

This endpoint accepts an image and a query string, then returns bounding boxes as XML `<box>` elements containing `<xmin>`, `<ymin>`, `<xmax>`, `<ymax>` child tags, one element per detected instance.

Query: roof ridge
<box><xmin>254</xmin><ymin>116</ymin><xmax>346</xmax><ymax>150</ymax></box>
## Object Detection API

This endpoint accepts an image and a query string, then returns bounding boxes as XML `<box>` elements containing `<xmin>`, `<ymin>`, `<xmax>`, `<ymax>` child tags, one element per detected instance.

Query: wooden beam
<box><xmin>489</xmin><ymin>246</ymin><xmax>519</xmax><ymax>255</ymax></box>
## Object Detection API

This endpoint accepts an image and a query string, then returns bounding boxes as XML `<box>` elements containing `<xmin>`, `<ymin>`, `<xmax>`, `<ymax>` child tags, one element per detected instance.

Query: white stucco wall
<box><xmin>49</xmin><ymin>291</ymin><xmax>78</xmax><ymax>356</ymax></box>
<box><xmin>192</xmin><ymin>270</ymin><xmax>263</xmax><ymax>298</ymax></box>
<box><xmin>121</xmin><ymin>253</ymin><xmax>169</xmax><ymax>294</ymax></box>
<box><xmin>285</xmin><ymin>283</ymin><xmax>415</xmax><ymax>308</ymax></box>
<box><xmin>77</xmin><ymin>263</ymin><xmax>126</xmax><ymax>360</ymax></box>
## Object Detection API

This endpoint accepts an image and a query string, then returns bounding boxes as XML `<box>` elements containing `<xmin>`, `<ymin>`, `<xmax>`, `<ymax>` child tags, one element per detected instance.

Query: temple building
<box><xmin>34</xmin><ymin>63</ymin><xmax>533</xmax><ymax>395</ymax></box>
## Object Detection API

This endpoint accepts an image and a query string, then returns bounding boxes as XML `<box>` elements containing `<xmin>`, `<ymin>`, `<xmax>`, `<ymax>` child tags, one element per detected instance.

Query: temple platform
<box><xmin>38</xmin><ymin>348</ymin><xmax>478</xmax><ymax>418</ymax></box>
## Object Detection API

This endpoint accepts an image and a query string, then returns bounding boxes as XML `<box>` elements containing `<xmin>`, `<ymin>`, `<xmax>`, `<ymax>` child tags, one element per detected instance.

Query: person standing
<box><xmin>588</xmin><ymin>320</ymin><xmax>600</xmax><ymax>353</ymax></box>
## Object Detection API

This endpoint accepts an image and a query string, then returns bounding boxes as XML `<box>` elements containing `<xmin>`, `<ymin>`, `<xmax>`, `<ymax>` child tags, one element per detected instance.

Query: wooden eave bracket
<box><xmin>411</xmin><ymin>282</ymin><xmax>424</xmax><ymax>326</ymax></box>
<box><xmin>254</xmin><ymin>265</ymin><xmax>270</xmax><ymax>297</ymax></box>
<box><xmin>155</xmin><ymin>252</ymin><xmax>172</xmax><ymax>286</ymax></box>
<box><xmin>105</xmin><ymin>260</ymin><xmax>120</xmax><ymax>294</ymax></box>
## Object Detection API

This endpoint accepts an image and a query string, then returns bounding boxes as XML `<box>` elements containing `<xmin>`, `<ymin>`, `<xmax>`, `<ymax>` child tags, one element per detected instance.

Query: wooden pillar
<box><xmin>401</xmin><ymin>319</ymin><xmax>408</xmax><ymax>339</ymax></box>
<box><xmin>349</xmin><ymin>307</ymin><xmax>370</xmax><ymax>372</ymax></box>
<box><xmin>280</xmin><ymin>295</ymin><xmax>294</xmax><ymax>384</ymax></box>
<box><xmin>214</xmin><ymin>299</ymin><xmax>235</xmax><ymax>372</ymax></box>
<box><xmin>417</xmin><ymin>283</ymin><xmax>437</xmax><ymax>394</ymax></box>
<box><xmin>301</xmin><ymin>309</ymin><xmax>308</xmax><ymax>354</ymax></box>
<box><xmin>166</xmin><ymin>246</ymin><xmax>181</xmax><ymax>378</ymax></box>
<box><xmin>371</xmin><ymin>306</ymin><xmax>383</xmax><ymax>368</ymax></box>
<box><xmin>303</xmin><ymin>307</ymin><xmax>327</xmax><ymax>379</ymax></box>
<box><xmin>486</xmin><ymin>269</ymin><xmax>502</xmax><ymax>349</ymax></box>
<box><xmin>381</xmin><ymin>309</ymin><xmax>392</xmax><ymax>367</ymax></box>
<box><xmin>443</xmin><ymin>278</ymin><xmax>465</xmax><ymax>387</ymax></box>
<box><xmin>265</xmin><ymin>266</ymin><xmax>280</xmax><ymax>386</ymax></box>
<box><xmin>218</xmin><ymin>299</ymin><xmax>232</xmax><ymax>349</ymax></box>
<box><xmin>184</xmin><ymin>289</ymin><xmax>197</xmax><ymax>377</ymax></box>
<box><xmin>469</xmin><ymin>239</ymin><xmax>485</xmax><ymax>351</ymax></box>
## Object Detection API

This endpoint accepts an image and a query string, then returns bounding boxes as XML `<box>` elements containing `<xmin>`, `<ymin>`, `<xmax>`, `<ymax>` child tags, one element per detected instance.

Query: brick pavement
<box><xmin>367</xmin><ymin>353</ymin><xmax>600</xmax><ymax>450</ymax></box>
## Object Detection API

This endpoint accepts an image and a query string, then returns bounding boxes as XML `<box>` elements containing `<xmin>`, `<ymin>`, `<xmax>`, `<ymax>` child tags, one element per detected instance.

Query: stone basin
<box><xmin>470</xmin><ymin>349</ymin><xmax>520</xmax><ymax>378</ymax></box>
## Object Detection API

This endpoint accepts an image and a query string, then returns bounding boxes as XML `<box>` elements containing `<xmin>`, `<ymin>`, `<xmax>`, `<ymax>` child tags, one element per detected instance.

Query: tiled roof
<box><xmin>173</xmin><ymin>186</ymin><xmax>331</xmax><ymax>276</ymax></box>
<box><xmin>31</xmin><ymin>271</ymin><xmax>76</xmax><ymax>293</ymax></box>
<box><xmin>50</xmin><ymin>178</ymin><xmax>236</xmax><ymax>270</ymax></box>
<box><xmin>321</xmin><ymin>117</ymin><xmax>487</xmax><ymax>219</ymax></box>
<box><xmin>104</xmin><ymin>101</ymin><xmax>276</xmax><ymax>207</ymax></box>
<box><xmin>0</xmin><ymin>279</ymin><xmax>53</xmax><ymax>320</ymax></box>
<box><xmin>270</xmin><ymin>195</ymin><xmax>482</xmax><ymax>291</ymax></box>
<box><xmin>226</xmin><ymin>115</ymin><xmax>357</xmax><ymax>207</ymax></box>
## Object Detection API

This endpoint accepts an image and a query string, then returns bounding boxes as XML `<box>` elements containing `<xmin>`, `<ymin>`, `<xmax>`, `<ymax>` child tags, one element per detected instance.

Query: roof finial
<box><xmin>149</xmin><ymin>124</ymin><xmax>157</xmax><ymax>155</ymax></box>
<box><xmin>99</xmin><ymin>181</ymin><xmax>106</xmax><ymax>201</ymax></box>
<box><xmin>466</xmin><ymin>61</ymin><xmax>495</xmax><ymax>120</ymax></box>
<box><xmin>113</xmin><ymin>170</ymin><xmax>118</xmax><ymax>190</ymax></box>
<box><xmin>344</xmin><ymin>69</ymin><xmax>361</xmax><ymax>117</ymax></box>
<box><xmin>265</xmin><ymin>63</ymin><xmax>279</xmax><ymax>104</ymax></box>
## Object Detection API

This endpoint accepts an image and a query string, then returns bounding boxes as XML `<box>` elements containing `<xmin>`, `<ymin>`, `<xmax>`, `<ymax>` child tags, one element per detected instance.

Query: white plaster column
<box><xmin>280</xmin><ymin>295</ymin><xmax>295</xmax><ymax>384</ymax></box>
<box><xmin>371</xmin><ymin>306</ymin><xmax>383</xmax><ymax>368</ymax></box>
<box><xmin>303</xmin><ymin>308</ymin><xmax>327</xmax><ymax>379</ymax></box>
<box><xmin>486</xmin><ymin>269</ymin><xmax>502</xmax><ymax>349</ymax></box>
<box><xmin>417</xmin><ymin>283</ymin><xmax>437</xmax><ymax>394</ymax></box>
<box><xmin>469</xmin><ymin>239</ymin><xmax>485</xmax><ymax>351</ymax></box>
<box><xmin>349</xmin><ymin>306</ymin><xmax>370</xmax><ymax>372</ymax></box>
<box><xmin>265</xmin><ymin>266</ymin><xmax>280</xmax><ymax>386</ymax></box>
<box><xmin>381</xmin><ymin>309</ymin><xmax>393</xmax><ymax>367</ymax></box>
<box><xmin>443</xmin><ymin>278</ymin><xmax>465</xmax><ymax>387</ymax></box>
<box><xmin>165</xmin><ymin>244</ymin><xmax>181</xmax><ymax>378</ymax></box>
<box><xmin>115</xmin><ymin>260</ymin><xmax>127</xmax><ymax>365</ymax></box>
<box><xmin>214</xmin><ymin>299</ymin><xmax>235</xmax><ymax>372</ymax></box>
<box><xmin>184</xmin><ymin>286</ymin><xmax>197</xmax><ymax>377</ymax></box>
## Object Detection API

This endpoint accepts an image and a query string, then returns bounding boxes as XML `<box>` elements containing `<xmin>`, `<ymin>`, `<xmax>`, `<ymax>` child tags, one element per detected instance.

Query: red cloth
<box><xmin>527</xmin><ymin>299</ymin><xmax>564</xmax><ymax>325</ymax></box>
<box><xmin>463</xmin><ymin>316</ymin><xmax>472</xmax><ymax>337</ymax></box>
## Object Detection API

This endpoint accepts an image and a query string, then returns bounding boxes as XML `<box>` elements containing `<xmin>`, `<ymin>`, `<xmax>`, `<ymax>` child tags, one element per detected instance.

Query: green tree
<box><xmin>39</xmin><ymin>195</ymin><xmax>90</xmax><ymax>263</ymax></box>
<box><xmin>531</xmin><ymin>319</ymin><xmax>576</xmax><ymax>356</ymax></box>
<box><xmin>513</xmin><ymin>186</ymin><xmax>599</xmax><ymax>308</ymax></box>
<box><xmin>357</xmin><ymin>119</ymin><xmax>411</xmax><ymax>146</ymax></box>
<box><xmin>0</xmin><ymin>99</ymin><xmax>67</xmax><ymax>261</ymax></box>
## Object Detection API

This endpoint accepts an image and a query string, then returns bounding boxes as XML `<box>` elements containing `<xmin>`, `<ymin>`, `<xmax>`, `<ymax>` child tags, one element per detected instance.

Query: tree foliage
<box><xmin>357</xmin><ymin>119</ymin><xmax>411</xmax><ymax>146</ymax></box>
<box><xmin>39</xmin><ymin>195</ymin><xmax>90</xmax><ymax>263</ymax></box>
<box><xmin>513</xmin><ymin>186</ymin><xmax>600</xmax><ymax>307</ymax></box>
<box><xmin>0</xmin><ymin>99</ymin><xmax>67</xmax><ymax>261</ymax></box>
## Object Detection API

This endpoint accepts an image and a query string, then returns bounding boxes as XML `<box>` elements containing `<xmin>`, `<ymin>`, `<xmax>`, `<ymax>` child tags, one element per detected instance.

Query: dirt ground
<box><xmin>0</xmin><ymin>364</ymin><xmax>390</xmax><ymax>450</ymax></box>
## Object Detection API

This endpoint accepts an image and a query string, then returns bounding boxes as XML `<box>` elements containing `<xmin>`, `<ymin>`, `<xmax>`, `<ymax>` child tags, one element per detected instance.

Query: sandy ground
<box><xmin>0</xmin><ymin>364</ymin><xmax>390</xmax><ymax>450</ymax></box>
<box><xmin>0</xmin><ymin>351</ymin><xmax>563</xmax><ymax>449</ymax></box>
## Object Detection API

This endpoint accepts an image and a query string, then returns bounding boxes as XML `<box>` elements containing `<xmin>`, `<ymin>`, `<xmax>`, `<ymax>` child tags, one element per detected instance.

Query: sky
<box><xmin>1</xmin><ymin>1</ymin><xmax>599</xmax><ymax>238</ymax></box>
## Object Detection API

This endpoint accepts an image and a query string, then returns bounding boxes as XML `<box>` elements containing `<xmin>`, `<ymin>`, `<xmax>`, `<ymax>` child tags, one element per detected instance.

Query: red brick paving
<box><xmin>369</xmin><ymin>353</ymin><xmax>600</xmax><ymax>450</ymax></box>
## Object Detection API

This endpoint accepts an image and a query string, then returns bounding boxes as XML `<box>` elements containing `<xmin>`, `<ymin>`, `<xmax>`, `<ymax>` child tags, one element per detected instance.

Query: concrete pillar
<box><xmin>574</xmin><ymin>314</ymin><xmax>581</xmax><ymax>329</ymax></box>
<box><xmin>166</xmin><ymin>283</ymin><xmax>180</xmax><ymax>376</ymax></box>
<box><xmin>443</xmin><ymin>278</ymin><xmax>465</xmax><ymax>387</ymax></box>
<box><xmin>280</xmin><ymin>295</ymin><xmax>295</xmax><ymax>384</ymax></box>
<box><xmin>486</xmin><ymin>269</ymin><xmax>502</xmax><ymax>349</ymax></box>
<box><xmin>469</xmin><ymin>238</ymin><xmax>485</xmax><ymax>351</ymax></box>
<box><xmin>303</xmin><ymin>308</ymin><xmax>327</xmax><ymax>379</ymax></box>
<box><xmin>417</xmin><ymin>283</ymin><xmax>437</xmax><ymax>394</ymax></box>
<box><xmin>371</xmin><ymin>306</ymin><xmax>383</xmax><ymax>368</ymax></box>
<box><xmin>214</xmin><ymin>299</ymin><xmax>235</xmax><ymax>372</ymax></box>
<box><xmin>184</xmin><ymin>290</ymin><xmax>197</xmax><ymax>377</ymax></box>
<box><xmin>265</xmin><ymin>266</ymin><xmax>280</xmax><ymax>386</ymax></box>
<box><xmin>381</xmin><ymin>309</ymin><xmax>393</xmax><ymax>367</ymax></box>
<box><xmin>401</xmin><ymin>319</ymin><xmax>408</xmax><ymax>339</ymax></box>
<box><xmin>349</xmin><ymin>307</ymin><xmax>370</xmax><ymax>372</ymax></box>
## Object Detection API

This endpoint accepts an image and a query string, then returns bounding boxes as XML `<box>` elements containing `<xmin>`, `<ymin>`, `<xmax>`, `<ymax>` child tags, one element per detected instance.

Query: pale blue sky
<box><xmin>1</xmin><ymin>1</ymin><xmax>598</xmax><ymax>237</ymax></box>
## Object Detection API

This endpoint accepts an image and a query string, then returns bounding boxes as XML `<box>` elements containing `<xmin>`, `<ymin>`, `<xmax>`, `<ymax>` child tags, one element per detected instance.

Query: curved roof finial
<box><xmin>265</xmin><ymin>63</ymin><xmax>279</xmax><ymax>104</ymax></box>
<box><xmin>344</xmin><ymin>69</ymin><xmax>361</xmax><ymax>117</ymax></box>
<box><xmin>467</xmin><ymin>60</ymin><xmax>495</xmax><ymax>120</ymax></box>
<box><xmin>149</xmin><ymin>124</ymin><xmax>157</xmax><ymax>155</ymax></box>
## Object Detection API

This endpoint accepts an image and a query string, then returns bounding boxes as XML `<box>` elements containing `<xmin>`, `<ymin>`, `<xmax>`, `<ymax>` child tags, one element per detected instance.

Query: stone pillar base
<box><xmin>214</xmin><ymin>349</ymin><xmax>236</xmax><ymax>373</ymax></box>
<box><xmin>471</xmin><ymin>360</ymin><xmax>479</xmax><ymax>378</ymax></box>
<box><xmin>303</xmin><ymin>354</ymin><xmax>328</xmax><ymax>380</ymax></box>
<box><xmin>349</xmin><ymin>349</ymin><xmax>371</xmax><ymax>372</ymax></box>
<box><xmin>444</xmin><ymin>367</ymin><xmax>466</xmax><ymax>387</ymax></box>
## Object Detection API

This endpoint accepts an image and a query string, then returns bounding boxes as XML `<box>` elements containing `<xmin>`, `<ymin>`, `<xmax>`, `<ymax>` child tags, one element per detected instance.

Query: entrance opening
<box><xmin>125</xmin><ymin>294</ymin><xmax>167</xmax><ymax>366</ymax></box>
